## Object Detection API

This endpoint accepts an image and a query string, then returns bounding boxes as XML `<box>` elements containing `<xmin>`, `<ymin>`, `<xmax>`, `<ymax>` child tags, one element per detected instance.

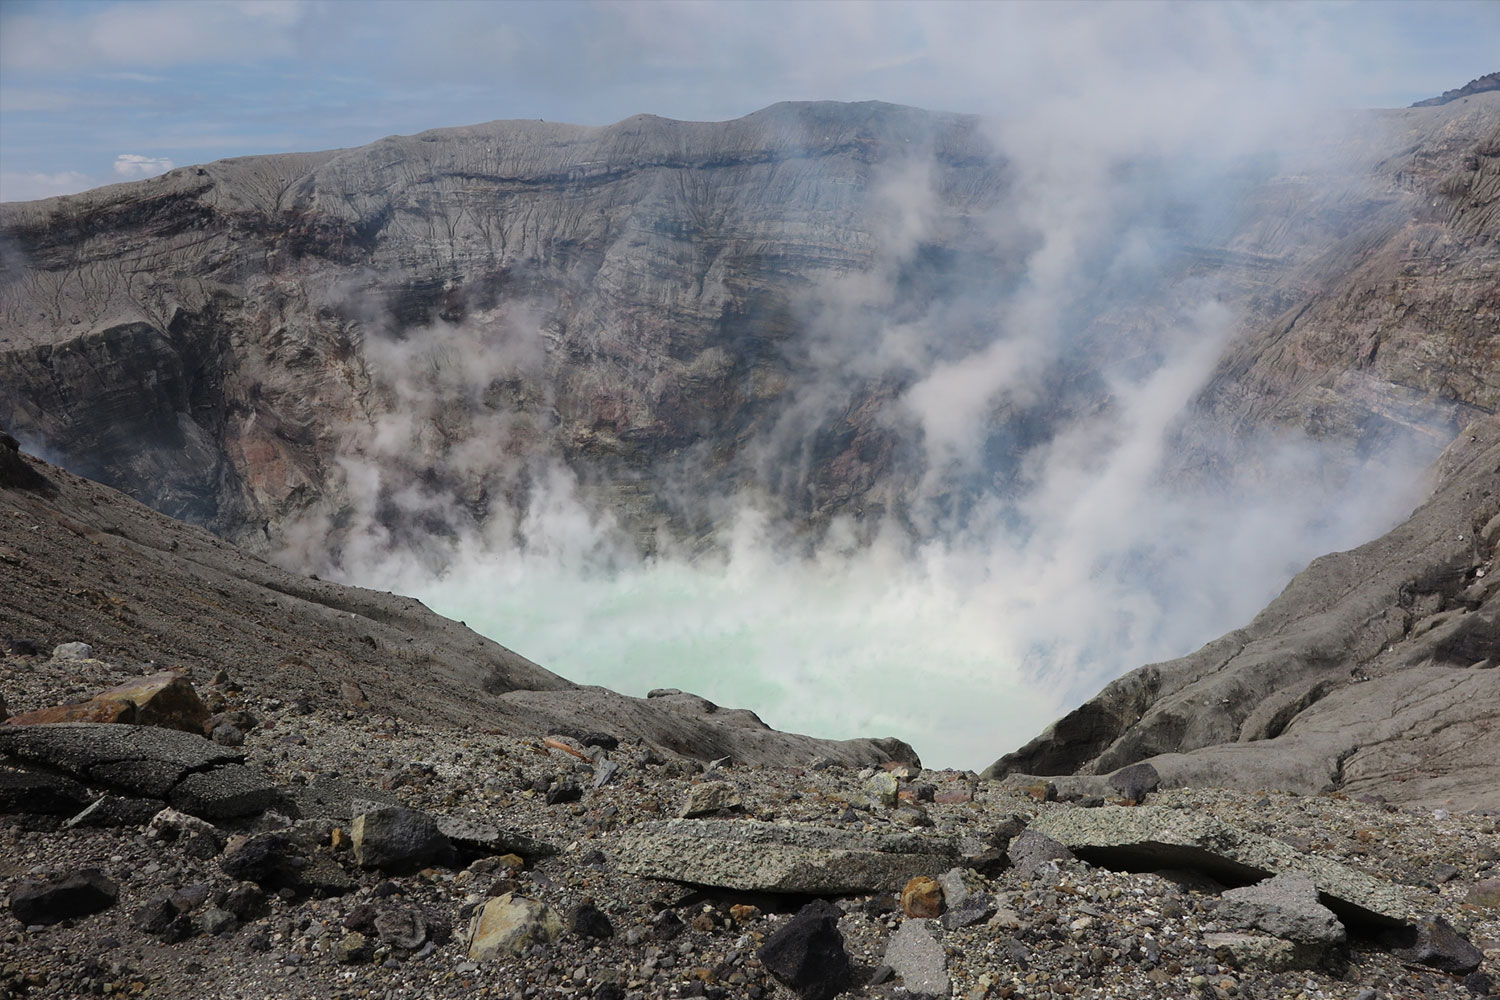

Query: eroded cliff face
<box><xmin>1189</xmin><ymin>102</ymin><xmax>1500</xmax><ymax>459</ymax></box>
<box><xmin>985</xmin><ymin>411</ymin><xmax>1500</xmax><ymax>810</ymax></box>
<box><xmin>0</xmin><ymin>103</ymin><xmax>1014</xmax><ymax>551</ymax></box>
<box><xmin>2</xmin><ymin>97</ymin><xmax>1496</xmax><ymax>561</ymax></box>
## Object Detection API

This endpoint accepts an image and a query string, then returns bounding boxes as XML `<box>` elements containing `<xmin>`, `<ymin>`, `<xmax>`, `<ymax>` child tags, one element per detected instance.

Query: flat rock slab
<box><xmin>1220</xmin><ymin>873</ymin><xmax>1346</xmax><ymax>944</ymax></box>
<box><xmin>0</xmin><ymin>767</ymin><xmax>92</xmax><ymax>815</ymax></box>
<box><xmin>613</xmin><ymin>819</ymin><xmax>958</xmax><ymax>894</ymax></box>
<box><xmin>1203</xmin><ymin>932</ymin><xmax>1325</xmax><ymax>972</ymax></box>
<box><xmin>885</xmin><ymin>918</ymin><xmax>950</xmax><ymax>996</ymax></box>
<box><xmin>169</xmin><ymin>765</ymin><xmax>279</xmax><ymax>819</ymax></box>
<box><xmin>1031</xmin><ymin>806</ymin><xmax>1410</xmax><ymax>926</ymax></box>
<box><xmin>0</xmin><ymin>723</ymin><xmax>241</xmax><ymax>776</ymax></box>
<box><xmin>435</xmin><ymin>813</ymin><xmax>557</xmax><ymax>861</ymax></box>
<box><xmin>285</xmin><ymin>777</ymin><xmax>401</xmax><ymax>821</ymax></box>
<box><xmin>0</xmin><ymin>723</ymin><xmax>273</xmax><ymax>819</ymax></box>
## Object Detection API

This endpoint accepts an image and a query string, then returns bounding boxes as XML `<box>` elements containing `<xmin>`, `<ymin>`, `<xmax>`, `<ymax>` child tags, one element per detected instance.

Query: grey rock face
<box><xmin>434</xmin><ymin>812</ymin><xmax>556</xmax><ymax>861</ymax></box>
<box><xmin>5</xmin><ymin>99</ymin><xmax>1494</xmax><ymax>598</ymax></box>
<box><xmin>1106</xmin><ymin>762</ymin><xmax>1160</xmax><ymax>802</ymax></box>
<box><xmin>168</xmin><ymin>764</ymin><xmax>279</xmax><ymax>819</ymax></box>
<box><xmin>1203</xmin><ymin>932</ymin><xmax>1327</xmax><ymax>972</ymax></box>
<box><xmin>1005</xmin><ymin>830</ymin><xmax>1075</xmax><ymax>878</ymax></box>
<box><xmin>1030</xmin><ymin>806</ymin><xmax>1410</xmax><ymax>926</ymax></box>
<box><xmin>612</xmin><ymin>819</ymin><xmax>958</xmax><ymax>894</ymax></box>
<box><xmin>884</xmin><ymin>918</ymin><xmax>950</xmax><ymax>996</ymax></box>
<box><xmin>1219</xmin><ymin>873</ymin><xmax>1346</xmax><ymax>944</ymax></box>
<box><xmin>989</xmin><ymin>414</ymin><xmax>1500</xmax><ymax>812</ymax></box>
<box><xmin>0</xmin><ymin>722</ymin><xmax>241</xmax><ymax>778</ymax></box>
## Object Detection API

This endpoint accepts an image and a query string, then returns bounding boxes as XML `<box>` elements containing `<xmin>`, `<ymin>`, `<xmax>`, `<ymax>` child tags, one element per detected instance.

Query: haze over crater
<box><xmin>6</xmin><ymin>86</ymin><xmax>1495</xmax><ymax>765</ymax></box>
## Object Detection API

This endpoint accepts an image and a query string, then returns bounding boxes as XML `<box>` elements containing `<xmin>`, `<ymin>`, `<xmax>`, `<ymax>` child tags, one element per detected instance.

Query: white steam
<box><xmin>272</xmin><ymin>9</ymin><xmax>1446</xmax><ymax>768</ymax></box>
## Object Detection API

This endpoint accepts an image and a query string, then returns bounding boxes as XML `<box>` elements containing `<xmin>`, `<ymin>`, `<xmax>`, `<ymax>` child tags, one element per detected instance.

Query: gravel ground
<box><xmin>3</xmin><ymin>651</ymin><xmax>1497</xmax><ymax>1000</ymax></box>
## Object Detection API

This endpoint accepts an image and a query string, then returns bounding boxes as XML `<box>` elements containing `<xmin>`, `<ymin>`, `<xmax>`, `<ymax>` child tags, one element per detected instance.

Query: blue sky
<box><xmin>1</xmin><ymin>0</ymin><xmax>1496</xmax><ymax>202</ymax></box>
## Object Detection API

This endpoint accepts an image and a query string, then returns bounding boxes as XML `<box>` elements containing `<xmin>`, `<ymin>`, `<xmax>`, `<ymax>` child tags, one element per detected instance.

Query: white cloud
<box><xmin>0</xmin><ymin>0</ymin><xmax>306</xmax><ymax>73</ymax></box>
<box><xmin>0</xmin><ymin>170</ymin><xmax>93</xmax><ymax>202</ymax></box>
<box><xmin>113</xmin><ymin>153</ymin><xmax>173</xmax><ymax>178</ymax></box>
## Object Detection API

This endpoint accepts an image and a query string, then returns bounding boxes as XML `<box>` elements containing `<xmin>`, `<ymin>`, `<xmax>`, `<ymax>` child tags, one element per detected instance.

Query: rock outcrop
<box><xmin>987</xmin><ymin>413</ymin><xmax>1500</xmax><ymax>811</ymax></box>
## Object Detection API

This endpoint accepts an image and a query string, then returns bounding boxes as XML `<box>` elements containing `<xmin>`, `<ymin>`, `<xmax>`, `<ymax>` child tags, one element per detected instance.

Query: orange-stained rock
<box><xmin>3</xmin><ymin>672</ymin><xmax>207</xmax><ymax>734</ymax></box>
<box><xmin>901</xmin><ymin>875</ymin><xmax>944</xmax><ymax>918</ymax></box>
<box><xmin>4</xmin><ymin>698</ymin><xmax>137</xmax><ymax>726</ymax></box>
<box><xmin>96</xmin><ymin>672</ymin><xmax>209</xmax><ymax>733</ymax></box>
<box><xmin>340</xmin><ymin>680</ymin><xmax>370</xmax><ymax>709</ymax></box>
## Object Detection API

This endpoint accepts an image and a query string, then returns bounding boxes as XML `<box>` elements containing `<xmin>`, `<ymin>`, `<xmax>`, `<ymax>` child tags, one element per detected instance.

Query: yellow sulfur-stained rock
<box><xmin>466</xmin><ymin>893</ymin><xmax>562</xmax><ymax>960</ymax></box>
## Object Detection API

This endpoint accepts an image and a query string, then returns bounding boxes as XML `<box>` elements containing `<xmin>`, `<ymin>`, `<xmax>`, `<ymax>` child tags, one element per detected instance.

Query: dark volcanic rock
<box><xmin>351</xmin><ymin>805</ymin><xmax>455</xmax><ymax>871</ymax></box>
<box><xmin>1107</xmin><ymin>762</ymin><xmax>1160</xmax><ymax>802</ymax></box>
<box><xmin>9</xmin><ymin>869</ymin><xmax>118</xmax><ymax>926</ymax></box>
<box><xmin>756</xmin><ymin>899</ymin><xmax>852</xmax><ymax>1000</ymax></box>
<box><xmin>0</xmin><ymin>721</ymin><xmax>276</xmax><ymax>819</ymax></box>
<box><xmin>168</xmin><ymin>764</ymin><xmax>279</xmax><ymax>819</ymax></box>
<box><xmin>1392</xmin><ymin>915</ymin><xmax>1486</xmax><ymax>974</ymax></box>
<box><xmin>0</xmin><ymin>722</ymin><xmax>241</xmax><ymax>793</ymax></box>
<box><xmin>0</xmin><ymin>767</ymin><xmax>92</xmax><ymax>815</ymax></box>
<box><xmin>64</xmin><ymin>795</ymin><xmax>164</xmax><ymax>828</ymax></box>
<box><xmin>567</xmin><ymin>901</ymin><xmax>615</xmax><ymax>939</ymax></box>
<box><xmin>940</xmin><ymin>894</ymin><xmax>998</xmax><ymax>931</ymax></box>
<box><xmin>220</xmin><ymin>833</ymin><xmax>307</xmax><ymax>888</ymax></box>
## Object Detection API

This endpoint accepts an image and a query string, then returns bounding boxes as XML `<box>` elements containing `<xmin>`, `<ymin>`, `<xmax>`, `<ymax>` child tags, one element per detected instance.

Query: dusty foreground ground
<box><xmin>2</xmin><ymin>646</ymin><xmax>1498</xmax><ymax>1000</ymax></box>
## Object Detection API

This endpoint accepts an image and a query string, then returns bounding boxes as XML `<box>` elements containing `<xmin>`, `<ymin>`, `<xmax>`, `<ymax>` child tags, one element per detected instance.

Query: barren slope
<box><xmin>0</xmin><ymin>438</ymin><xmax>913</xmax><ymax>767</ymax></box>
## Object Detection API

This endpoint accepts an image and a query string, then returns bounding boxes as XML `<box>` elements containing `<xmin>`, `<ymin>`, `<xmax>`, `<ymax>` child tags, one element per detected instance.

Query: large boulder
<box><xmin>351</xmin><ymin>805</ymin><xmax>455</xmax><ymax>871</ymax></box>
<box><xmin>4</xmin><ymin>672</ymin><xmax>209</xmax><ymax>733</ymax></box>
